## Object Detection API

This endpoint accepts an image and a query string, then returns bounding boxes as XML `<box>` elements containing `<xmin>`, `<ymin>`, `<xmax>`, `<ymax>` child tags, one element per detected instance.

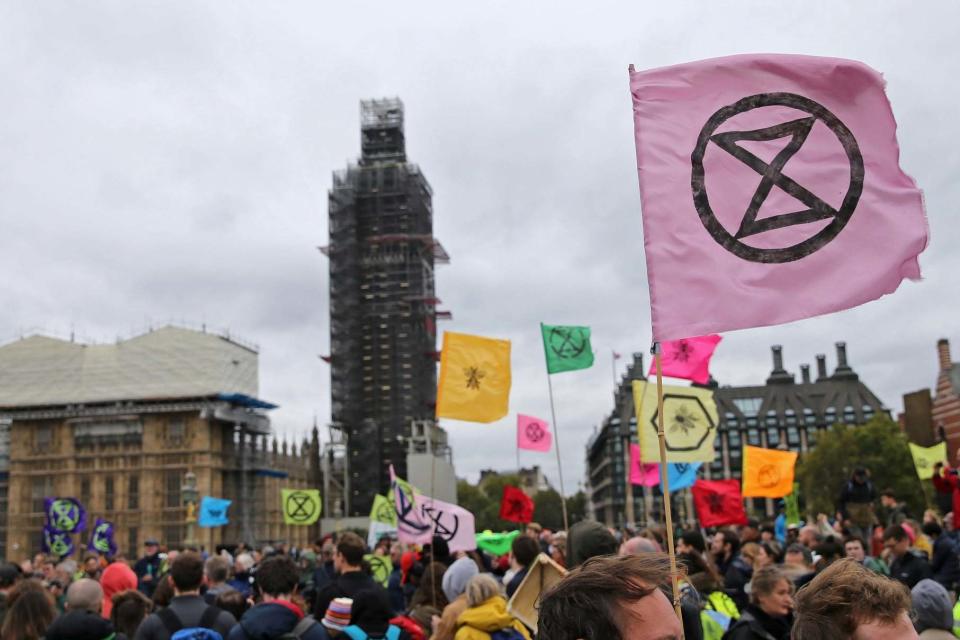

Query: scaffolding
<box><xmin>324</xmin><ymin>98</ymin><xmax>450</xmax><ymax>517</ymax></box>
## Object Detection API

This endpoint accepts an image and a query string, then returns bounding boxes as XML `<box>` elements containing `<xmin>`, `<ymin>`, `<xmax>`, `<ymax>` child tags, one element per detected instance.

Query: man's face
<box><xmin>145</xmin><ymin>544</ymin><xmax>158</xmax><ymax>556</ymax></box>
<box><xmin>675</xmin><ymin>539</ymin><xmax>690</xmax><ymax>554</ymax></box>
<box><xmin>784</xmin><ymin>551</ymin><xmax>807</xmax><ymax>568</ymax></box>
<box><xmin>844</xmin><ymin>541</ymin><xmax>865</xmax><ymax>562</ymax></box>
<box><xmin>710</xmin><ymin>533</ymin><xmax>725</xmax><ymax>555</ymax></box>
<box><xmin>880</xmin><ymin>495</ymin><xmax>895</xmax><ymax>508</ymax></box>
<box><xmin>333</xmin><ymin>550</ymin><xmax>345</xmax><ymax>572</ymax></box>
<box><xmin>618</xmin><ymin>587</ymin><xmax>684</xmax><ymax>640</ymax></box>
<box><xmin>760</xmin><ymin>530</ymin><xmax>774</xmax><ymax>543</ymax></box>
<box><xmin>852</xmin><ymin>611</ymin><xmax>919</xmax><ymax>640</ymax></box>
<box><xmin>884</xmin><ymin>536</ymin><xmax>909</xmax><ymax>558</ymax></box>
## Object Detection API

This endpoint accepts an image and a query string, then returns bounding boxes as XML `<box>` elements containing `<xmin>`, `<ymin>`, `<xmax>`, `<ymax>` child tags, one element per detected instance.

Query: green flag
<box><xmin>475</xmin><ymin>530</ymin><xmax>521</xmax><ymax>556</ymax></box>
<box><xmin>281</xmin><ymin>489</ymin><xmax>322</xmax><ymax>526</ymax></box>
<box><xmin>370</xmin><ymin>494</ymin><xmax>397</xmax><ymax>527</ymax></box>
<box><xmin>785</xmin><ymin>483</ymin><xmax>801</xmax><ymax>526</ymax></box>
<box><xmin>541</xmin><ymin>324</ymin><xmax>594</xmax><ymax>374</ymax></box>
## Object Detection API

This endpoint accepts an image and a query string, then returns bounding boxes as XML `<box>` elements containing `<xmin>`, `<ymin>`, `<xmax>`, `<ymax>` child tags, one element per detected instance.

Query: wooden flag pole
<box><xmin>546</xmin><ymin>371</ymin><xmax>570</xmax><ymax>533</ymax></box>
<box><xmin>654</xmin><ymin>343</ymin><xmax>684</xmax><ymax>630</ymax></box>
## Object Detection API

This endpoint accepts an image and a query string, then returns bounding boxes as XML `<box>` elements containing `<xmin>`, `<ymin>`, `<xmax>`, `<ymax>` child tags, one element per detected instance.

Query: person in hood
<box><xmin>453</xmin><ymin>574</ymin><xmax>529</xmax><ymax>640</ymax></box>
<box><xmin>45</xmin><ymin>579</ymin><xmax>116</xmax><ymax>640</ymax></box>
<box><xmin>342</xmin><ymin>589</ymin><xmax>410</xmax><ymax>640</ymax></box>
<box><xmin>101</xmin><ymin>562</ymin><xmax>138</xmax><ymax>620</ymax></box>
<box><xmin>430</xmin><ymin>557</ymin><xmax>478</xmax><ymax>640</ymax></box>
<box><xmin>911</xmin><ymin>579</ymin><xmax>955</xmax><ymax>639</ymax></box>
<box><xmin>228</xmin><ymin>555</ymin><xmax>327</xmax><ymax>640</ymax></box>
<box><xmin>566</xmin><ymin>521</ymin><xmax>618</xmax><ymax>568</ymax></box>
<box><xmin>134</xmin><ymin>552</ymin><xmax>236</xmax><ymax>640</ymax></box>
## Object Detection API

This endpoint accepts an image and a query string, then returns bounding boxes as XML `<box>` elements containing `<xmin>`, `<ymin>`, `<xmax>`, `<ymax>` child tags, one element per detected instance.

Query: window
<box><xmin>732</xmin><ymin>398</ymin><xmax>763</xmax><ymax>417</ymax></box>
<box><xmin>80</xmin><ymin>478</ymin><xmax>92</xmax><ymax>507</ymax></box>
<box><xmin>803</xmin><ymin>408</ymin><xmax>816</xmax><ymax>425</ymax></box>
<box><xmin>31</xmin><ymin>476</ymin><xmax>53</xmax><ymax>513</ymax></box>
<box><xmin>166</xmin><ymin>419</ymin><xmax>185</xmax><ymax>445</ymax></box>
<box><xmin>128</xmin><ymin>527</ymin><xmax>139</xmax><ymax>556</ymax></box>
<box><xmin>767</xmin><ymin>427</ymin><xmax>780</xmax><ymax>447</ymax></box>
<box><xmin>728</xmin><ymin>430</ymin><xmax>742</xmax><ymax>448</ymax></box>
<box><xmin>105</xmin><ymin>477</ymin><xmax>115</xmax><ymax>511</ymax></box>
<box><xmin>787</xmin><ymin>427</ymin><xmax>800</xmax><ymax>446</ymax></box>
<box><xmin>165</xmin><ymin>472</ymin><xmax>182</xmax><ymax>508</ymax></box>
<box><xmin>747</xmin><ymin>430</ymin><xmax>760</xmax><ymax>446</ymax></box>
<box><xmin>35</xmin><ymin>424</ymin><xmax>53</xmax><ymax>450</ymax></box>
<box><xmin>162</xmin><ymin>525</ymin><xmax>182</xmax><ymax>550</ymax></box>
<box><xmin>127</xmin><ymin>476</ymin><xmax>139</xmax><ymax>510</ymax></box>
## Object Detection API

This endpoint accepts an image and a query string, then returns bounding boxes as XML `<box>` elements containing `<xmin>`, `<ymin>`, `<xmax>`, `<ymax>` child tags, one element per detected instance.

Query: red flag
<box><xmin>500</xmin><ymin>485</ymin><xmax>534</xmax><ymax>524</ymax></box>
<box><xmin>692</xmin><ymin>479</ymin><xmax>748</xmax><ymax>528</ymax></box>
<box><xmin>648</xmin><ymin>335</ymin><xmax>722</xmax><ymax>384</ymax></box>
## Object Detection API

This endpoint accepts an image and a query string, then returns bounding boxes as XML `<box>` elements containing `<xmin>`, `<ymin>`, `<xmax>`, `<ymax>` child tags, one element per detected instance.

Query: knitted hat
<box><xmin>322</xmin><ymin>597</ymin><xmax>353</xmax><ymax>631</ymax></box>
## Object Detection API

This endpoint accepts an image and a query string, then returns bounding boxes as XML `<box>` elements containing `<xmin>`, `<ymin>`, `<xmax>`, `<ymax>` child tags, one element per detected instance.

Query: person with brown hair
<box><xmin>314</xmin><ymin>532</ymin><xmax>385</xmax><ymax>618</ymax></box>
<box><xmin>111</xmin><ymin>589</ymin><xmax>153</xmax><ymax>639</ymax></box>
<box><xmin>722</xmin><ymin>565</ymin><xmax>793</xmax><ymax>639</ymax></box>
<box><xmin>0</xmin><ymin>579</ymin><xmax>56</xmax><ymax>640</ymax></box>
<box><xmin>793</xmin><ymin>557</ymin><xmax>918</xmax><ymax>639</ymax></box>
<box><xmin>537</xmin><ymin>553</ymin><xmax>683</xmax><ymax>640</ymax></box>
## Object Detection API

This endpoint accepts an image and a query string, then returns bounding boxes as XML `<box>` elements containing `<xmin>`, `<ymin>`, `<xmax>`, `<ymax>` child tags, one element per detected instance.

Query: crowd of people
<box><xmin>3</xmin><ymin>469</ymin><xmax>960</xmax><ymax>639</ymax></box>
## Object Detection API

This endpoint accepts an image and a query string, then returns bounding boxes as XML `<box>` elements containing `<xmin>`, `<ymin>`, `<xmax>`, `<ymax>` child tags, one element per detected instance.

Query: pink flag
<box><xmin>649</xmin><ymin>335</ymin><xmax>722</xmax><ymax>384</ymax></box>
<box><xmin>517</xmin><ymin>414</ymin><xmax>552</xmax><ymax>452</ymax></box>
<box><xmin>391</xmin><ymin>466</ymin><xmax>477</xmax><ymax>551</ymax></box>
<box><xmin>629</xmin><ymin>444</ymin><xmax>660</xmax><ymax>486</ymax></box>
<box><xmin>629</xmin><ymin>54</ymin><xmax>927</xmax><ymax>342</ymax></box>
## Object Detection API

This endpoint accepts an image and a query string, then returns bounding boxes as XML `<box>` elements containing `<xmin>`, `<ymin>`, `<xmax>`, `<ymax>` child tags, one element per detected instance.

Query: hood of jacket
<box><xmin>457</xmin><ymin>596</ymin><xmax>516</xmax><ymax>633</ymax></box>
<box><xmin>45</xmin><ymin>609</ymin><xmax>115</xmax><ymax>640</ymax></box>
<box><xmin>101</xmin><ymin>563</ymin><xmax>138</xmax><ymax>618</ymax></box>
<box><xmin>912</xmin><ymin>579</ymin><xmax>953</xmax><ymax>633</ymax></box>
<box><xmin>237</xmin><ymin>601</ymin><xmax>304</xmax><ymax>640</ymax></box>
<box><xmin>441</xmin><ymin>557</ymin><xmax>478</xmax><ymax>603</ymax></box>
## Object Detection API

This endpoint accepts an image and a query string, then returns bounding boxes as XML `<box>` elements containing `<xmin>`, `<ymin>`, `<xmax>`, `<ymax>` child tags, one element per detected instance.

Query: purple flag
<box><xmin>42</xmin><ymin>525</ymin><xmax>75</xmax><ymax>558</ymax></box>
<box><xmin>44</xmin><ymin>497</ymin><xmax>86</xmax><ymax>533</ymax></box>
<box><xmin>88</xmin><ymin>518</ymin><xmax>117</xmax><ymax>556</ymax></box>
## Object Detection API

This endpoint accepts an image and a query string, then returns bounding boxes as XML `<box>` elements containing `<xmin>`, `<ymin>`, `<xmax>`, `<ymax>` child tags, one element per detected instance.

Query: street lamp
<box><xmin>181</xmin><ymin>471</ymin><xmax>199</xmax><ymax>549</ymax></box>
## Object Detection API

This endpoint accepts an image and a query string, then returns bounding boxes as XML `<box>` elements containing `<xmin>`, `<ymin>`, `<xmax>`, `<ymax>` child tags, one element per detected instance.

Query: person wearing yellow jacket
<box><xmin>453</xmin><ymin>575</ymin><xmax>530</xmax><ymax>640</ymax></box>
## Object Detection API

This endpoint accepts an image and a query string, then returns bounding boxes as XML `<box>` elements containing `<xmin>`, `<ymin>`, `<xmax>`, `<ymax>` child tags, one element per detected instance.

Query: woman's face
<box><xmin>756</xmin><ymin>546</ymin><xmax>772</xmax><ymax>567</ymax></box>
<box><xmin>757</xmin><ymin>579</ymin><xmax>794</xmax><ymax>618</ymax></box>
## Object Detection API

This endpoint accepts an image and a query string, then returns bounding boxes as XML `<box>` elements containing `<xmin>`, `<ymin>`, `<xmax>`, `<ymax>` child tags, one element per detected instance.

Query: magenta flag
<box><xmin>517</xmin><ymin>414</ymin><xmax>552</xmax><ymax>452</ymax></box>
<box><xmin>629</xmin><ymin>444</ymin><xmax>660</xmax><ymax>486</ymax></box>
<box><xmin>649</xmin><ymin>335</ymin><xmax>722</xmax><ymax>384</ymax></box>
<box><xmin>629</xmin><ymin>54</ymin><xmax>927</xmax><ymax>342</ymax></box>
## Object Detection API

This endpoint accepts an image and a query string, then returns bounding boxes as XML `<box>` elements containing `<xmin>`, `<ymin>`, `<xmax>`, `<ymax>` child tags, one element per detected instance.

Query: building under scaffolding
<box><xmin>323</xmin><ymin>98</ymin><xmax>451</xmax><ymax>517</ymax></box>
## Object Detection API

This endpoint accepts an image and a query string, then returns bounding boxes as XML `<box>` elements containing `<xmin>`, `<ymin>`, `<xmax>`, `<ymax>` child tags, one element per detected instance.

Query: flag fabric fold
<box><xmin>629</xmin><ymin>444</ymin><xmax>660</xmax><ymax>486</ymax></box>
<box><xmin>742</xmin><ymin>446</ymin><xmax>798</xmax><ymax>498</ymax></box>
<box><xmin>633</xmin><ymin>380</ymin><xmax>718</xmax><ymax>463</ymax></box>
<box><xmin>692</xmin><ymin>479</ymin><xmax>748</xmax><ymax>528</ymax></box>
<box><xmin>42</xmin><ymin>525</ymin><xmax>74</xmax><ymax>558</ymax></box>
<box><xmin>436</xmin><ymin>331</ymin><xmax>512</xmax><ymax>423</ymax></box>
<box><xmin>44</xmin><ymin>497</ymin><xmax>86</xmax><ymax>533</ymax></box>
<box><xmin>629</xmin><ymin>54</ymin><xmax>927</xmax><ymax>341</ymax></box>
<box><xmin>649</xmin><ymin>335</ymin><xmax>722</xmax><ymax>384</ymax></box>
<box><xmin>541</xmin><ymin>324</ymin><xmax>594</xmax><ymax>374</ymax></box>
<box><xmin>785</xmin><ymin>484</ymin><xmax>802</xmax><ymax>526</ymax></box>
<box><xmin>88</xmin><ymin>518</ymin><xmax>117</xmax><ymax>556</ymax></box>
<box><xmin>476</xmin><ymin>530</ymin><xmax>521</xmax><ymax>556</ymax></box>
<box><xmin>517</xmin><ymin>414</ymin><xmax>552</xmax><ymax>452</ymax></box>
<box><xmin>198</xmin><ymin>496</ymin><xmax>232</xmax><ymax>528</ymax></box>
<box><xmin>500</xmin><ymin>485</ymin><xmax>535</xmax><ymax>524</ymax></box>
<box><xmin>666</xmin><ymin>462</ymin><xmax>702</xmax><ymax>493</ymax></box>
<box><xmin>390</xmin><ymin>466</ymin><xmax>477</xmax><ymax>552</ymax></box>
<box><xmin>909</xmin><ymin>442</ymin><xmax>948</xmax><ymax>480</ymax></box>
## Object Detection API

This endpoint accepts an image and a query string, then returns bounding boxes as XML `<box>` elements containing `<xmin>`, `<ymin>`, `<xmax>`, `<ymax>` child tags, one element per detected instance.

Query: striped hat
<box><xmin>322</xmin><ymin>597</ymin><xmax>353</xmax><ymax>632</ymax></box>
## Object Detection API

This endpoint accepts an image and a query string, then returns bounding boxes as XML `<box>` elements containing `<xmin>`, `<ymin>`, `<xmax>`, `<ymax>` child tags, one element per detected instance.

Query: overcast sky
<box><xmin>2</xmin><ymin>1</ymin><xmax>958</xmax><ymax>495</ymax></box>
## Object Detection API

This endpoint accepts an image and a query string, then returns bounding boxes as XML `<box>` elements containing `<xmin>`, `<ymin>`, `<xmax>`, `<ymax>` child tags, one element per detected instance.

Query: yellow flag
<box><xmin>436</xmin><ymin>332</ymin><xmax>511</xmax><ymax>423</ymax></box>
<box><xmin>633</xmin><ymin>380</ymin><xmax>718</xmax><ymax>463</ymax></box>
<box><xmin>281</xmin><ymin>489</ymin><xmax>321</xmax><ymax>526</ymax></box>
<box><xmin>910</xmin><ymin>442</ymin><xmax>947</xmax><ymax>480</ymax></box>
<box><xmin>742</xmin><ymin>445</ymin><xmax>798</xmax><ymax>498</ymax></box>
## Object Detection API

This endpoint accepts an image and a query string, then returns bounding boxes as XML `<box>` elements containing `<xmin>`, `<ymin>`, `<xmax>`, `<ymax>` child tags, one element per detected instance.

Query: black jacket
<box><xmin>313</xmin><ymin>571</ymin><xmax>385</xmax><ymax>619</ymax></box>
<box><xmin>930</xmin><ymin>536</ymin><xmax>960</xmax><ymax>589</ymax></box>
<box><xmin>723</xmin><ymin>605</ymin><xmax>792</xmax><ymax>640</ymax></box>
<box><xmin>45</xmin><ymin>609</ymin><xmax>116</xmax><ymax>640</ymax></box>
<box><xmin>889</xmin><ymin>550</ymin><xmax>933</xmax><ymax>589</ymax></box>
<box><xmin>838</xmin><ymin>479</ymin><xmax>877</xmax><ymax>511</ymax></box>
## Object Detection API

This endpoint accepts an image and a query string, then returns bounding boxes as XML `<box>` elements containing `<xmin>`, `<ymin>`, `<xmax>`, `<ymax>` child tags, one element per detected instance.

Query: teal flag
<box><xmin>198</xmin><ymin>496</ymin><xmax>231</xmax><ymax>528</ymax></box>
<box><xmin>541</xmin><ymin>324</ymin><xmax>594</xmax><ymax>374</ymax></box>
<box><xmin>667</xmin><ymin>463</ymin><xmax>701</xmax><ymax>493</ymax></box>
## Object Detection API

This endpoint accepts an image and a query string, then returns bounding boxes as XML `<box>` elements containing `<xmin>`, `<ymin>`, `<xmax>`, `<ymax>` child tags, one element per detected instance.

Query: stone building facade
<box><xmin>0</xmin><ymin>326</ymin><xmax>320</xmax><ymax>560</ymax></box>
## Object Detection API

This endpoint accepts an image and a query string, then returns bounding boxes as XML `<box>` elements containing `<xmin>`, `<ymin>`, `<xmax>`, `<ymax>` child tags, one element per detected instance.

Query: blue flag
<box><xmin>667</xmin><ymin>463</ymin><xmax>702</xmax><ymax>493</ymax></box>
<box><xmin>88</xmin><ymin>518</ymin><xmax>117</xmax><ymax>556</ymax></box>
<box><xmin>198</xmin><ymin>496</ymin><xmax>231</xmax><ymax>528</ymax></box>
<box><xmin>42</xmin><ymin>525</ymin><xmax>75</xmax><ymax>558</ymax></box>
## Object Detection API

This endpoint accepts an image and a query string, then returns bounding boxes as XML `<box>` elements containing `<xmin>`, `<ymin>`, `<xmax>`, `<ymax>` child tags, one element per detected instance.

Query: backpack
<box><xmin>276</xmin><ymin>615</ymin><xmax>320</xmax><ymax>640</ymax></box>
<box><xmin>158</xmin><ymin>605</ymin><xmax>224</xmax><ymax>640</ymax></box>
<box><xmin>341</xmin><ymin>624</ymin><xmax>402</xmax><ymax>640</ymax></box>
<box><xmin>490</xmin><ymin>629</ymin><xmax>526</xmax><ymax>640</ymax></box>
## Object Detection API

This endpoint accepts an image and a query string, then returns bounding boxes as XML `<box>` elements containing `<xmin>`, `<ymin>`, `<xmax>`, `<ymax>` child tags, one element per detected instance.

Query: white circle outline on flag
<box><xmin>691</xmin><ymin>92</ymin><xmax>864</xmax><ymax>263</ymax></box>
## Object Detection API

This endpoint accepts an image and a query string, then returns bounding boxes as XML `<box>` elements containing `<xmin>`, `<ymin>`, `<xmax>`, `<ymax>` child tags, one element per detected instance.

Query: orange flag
<box><xmin>742</xmin><ymin>445</ymin><xmax>797</xmax><ymax>498</ymax></box>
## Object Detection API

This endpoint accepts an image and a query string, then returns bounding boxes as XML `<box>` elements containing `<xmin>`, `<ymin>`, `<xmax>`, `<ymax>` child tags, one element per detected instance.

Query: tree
<box><xmin>796</xmin><ymin>416</ymin><xmax>929</xmax><ymax>521</ymax></box>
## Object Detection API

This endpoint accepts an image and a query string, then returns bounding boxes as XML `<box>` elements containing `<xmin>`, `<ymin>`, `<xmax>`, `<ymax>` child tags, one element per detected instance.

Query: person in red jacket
<box><xmin>931</xmin><ymin>460</ymin><xmax>960</xmax><ymax>530</ymax></box>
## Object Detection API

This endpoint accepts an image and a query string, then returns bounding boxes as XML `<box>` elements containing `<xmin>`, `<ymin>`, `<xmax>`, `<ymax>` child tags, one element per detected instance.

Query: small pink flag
<box><xmin>629</xmin><ymin>54</ymin><xmax>927</xmax><ymax>341</ymax></box>
<box><xmin>517</xmin><ymin>414</ymin><xmax>552</xmax><ymax>452</ymax></box>
<box><xmin>649</xmin><ymin>335</ymin><xmax>722</xmax><ymax>384</ymax></box>
<box><xmin>629</xmin><ymin>444</ymin><xmax>660</xmax><ymax>486</ymax></box>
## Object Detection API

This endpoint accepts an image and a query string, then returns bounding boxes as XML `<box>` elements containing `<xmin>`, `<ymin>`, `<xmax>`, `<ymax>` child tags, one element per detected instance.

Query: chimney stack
<box><xmin>816</xmin><ymin>354</ymin><xmax>828</xmax><ymax>380</ymax></box>
<box><xmin>800</xmin><ymin>364</ymin><xmax>811</xmax><ymax>384</ymax></box>
<box><xmin>766</xmin><ymin>345</ymin><xmax>795</xmax><ymax>384</ymax></box>
<box><xmin>938</xmin><ymin>339</ymin><xmax>952</xmax><ymax>372</ymax></box>
<box><xmin>833</xmin><ymin>341</ymin><xmax>857</xmax><ymax>380</ymax></box>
